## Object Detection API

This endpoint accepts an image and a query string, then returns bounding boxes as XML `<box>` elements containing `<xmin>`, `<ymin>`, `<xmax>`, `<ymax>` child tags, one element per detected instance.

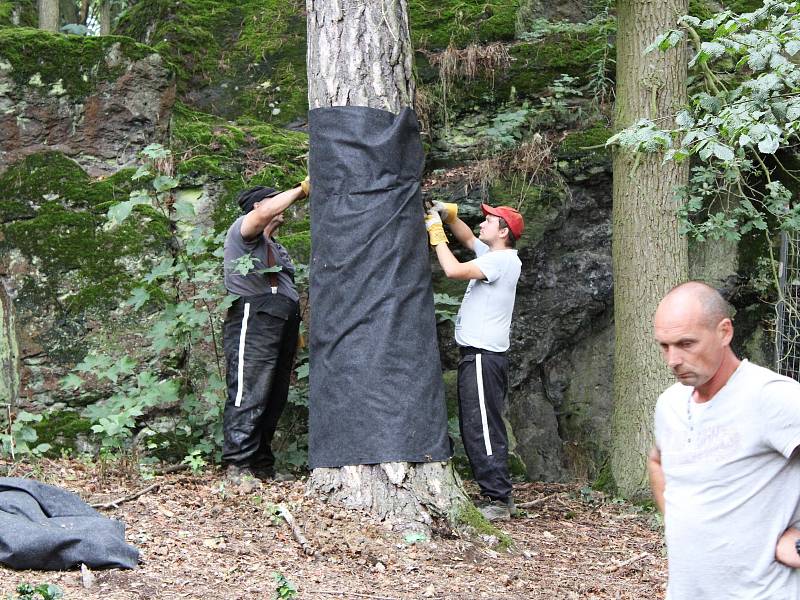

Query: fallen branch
<box><xmin>516</xmin><ymin>494</ymin><xmax>556</xmax><ymax>510</ymax></box>
<box><xmin>306</xmin><ymin>591</ymin><xmax>401</xmax><ymax>600</ymax></box>
<box><xmin>90</xmin><ymin>482</ymin><xmax>160</xmax><ymax>509</ymax></box>
<box><xmin>604</xmin><ymin>551</ymin><xmax>650</xmax><ymax>573</ymax></box>
<box><xmin>277</xmin><ymin>503</ymin><xmax>315</xmax><ymax>556</ymax></box>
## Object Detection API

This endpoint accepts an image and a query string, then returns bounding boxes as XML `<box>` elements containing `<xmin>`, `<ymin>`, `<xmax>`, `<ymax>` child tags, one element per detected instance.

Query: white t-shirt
<box><xmin>654</xmin><ymin>360</ymin><xmax>800</xmax><ymax>600</ymax></box>
<box><xmin>454</xmin><ymin>239</ymin><xmax>521</xmax><ymax>352</ymax></box>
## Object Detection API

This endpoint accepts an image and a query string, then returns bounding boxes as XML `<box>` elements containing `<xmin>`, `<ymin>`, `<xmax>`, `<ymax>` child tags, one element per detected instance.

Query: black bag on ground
<box><xmin>307</xmin><ymin>105</ymin><xmax>451</xmax><ymax>468</ymax></box>
<box><xmin>0</xmin><ymin>477</ymin><xmax>139</xmax><ymax>570</ymax></box>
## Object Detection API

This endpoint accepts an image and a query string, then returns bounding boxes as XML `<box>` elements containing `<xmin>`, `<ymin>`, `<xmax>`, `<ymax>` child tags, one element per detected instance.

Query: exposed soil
<box><xmin>0</xmin><ymin>459</ymin><xmax>666</xmax><ymax>599</ymax></box>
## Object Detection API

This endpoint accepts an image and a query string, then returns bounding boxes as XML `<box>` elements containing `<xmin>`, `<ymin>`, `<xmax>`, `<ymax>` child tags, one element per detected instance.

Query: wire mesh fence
<box><xmin>776</xmin><ymin>231</ymin><xmax>800</xmax><ymax>380</ymax></box>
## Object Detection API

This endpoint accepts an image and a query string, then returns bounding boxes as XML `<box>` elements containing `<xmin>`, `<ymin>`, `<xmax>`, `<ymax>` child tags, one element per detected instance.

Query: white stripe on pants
<box><xmin>234</xmin><ymin>302</ymin><xmax>251</xmax><ymax>407</ymax></box>
<box><xmin>475</xmin><ymin>353</ymin><xmax>493</xmax><ymax>456</ymax></box>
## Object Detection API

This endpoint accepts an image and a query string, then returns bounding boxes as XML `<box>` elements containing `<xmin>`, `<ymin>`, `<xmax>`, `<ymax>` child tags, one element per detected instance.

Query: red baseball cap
<box><xmin>481</xmin><ymin>204</ymin><xmax>524</xmax><ymax>239</ymax></box>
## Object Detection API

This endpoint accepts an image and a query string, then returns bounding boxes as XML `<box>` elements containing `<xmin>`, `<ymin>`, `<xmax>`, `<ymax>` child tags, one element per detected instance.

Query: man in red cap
<box><xmin>425</xmin><ymin>201</ymin><xmax>524</xmax><ymax>521</ymax></box>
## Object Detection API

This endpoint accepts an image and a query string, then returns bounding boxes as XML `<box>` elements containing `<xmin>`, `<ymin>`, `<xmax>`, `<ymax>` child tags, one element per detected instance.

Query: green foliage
<box><xmin>609</xmin><ymin>1</ymin><xmax>800</xmax><ymax>248</ymax></box>
<box><xmin>58</xmin><ymin>144</ymin><xmax>228</xmax><ymax>461</ymax></box>
<box><xmin>271</xmin><ymin>572</ymin><xmax>297</xmax><ymax>600</ymax></box>
<box><xmin>0</xmin><ymin>410</ymin><xmax>51</xmax><ymax>457</ymax></box>
<box><xmin>8</xmin><ymin>583</ymin><xmax>63</xmax><ymax>600</ymax></box>
<box><xmin>433</xmin><ymin>292</ymin><xmax>461</xmax><ymax>324</ymax></box>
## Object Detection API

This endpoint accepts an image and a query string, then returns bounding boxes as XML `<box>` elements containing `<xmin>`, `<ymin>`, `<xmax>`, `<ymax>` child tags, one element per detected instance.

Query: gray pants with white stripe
<box><xmin>457</xmin><ymin>349</ymin><xmax>512</xmax><ymax>502</ymax></box>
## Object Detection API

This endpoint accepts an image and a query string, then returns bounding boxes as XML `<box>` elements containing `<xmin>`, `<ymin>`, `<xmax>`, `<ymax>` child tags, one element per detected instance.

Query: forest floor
<box><xmin>0</xmin><ymin>459</ymin><xmax>666</xmax><ymax>599</ymax></box>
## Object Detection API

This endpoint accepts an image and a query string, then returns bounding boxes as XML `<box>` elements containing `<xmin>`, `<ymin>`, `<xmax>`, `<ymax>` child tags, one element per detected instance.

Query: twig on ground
<box><xmin>277</xmin><ymin>503</ymin><xmax>315</xmax><ymax>556</ymax></box>
<box><xmin>306</xmin><ymin>591</ymin><xmax>402</xmax><ymax>600</ymax></box>
<box><xmin>517</xmin><ymin>494</ymin><xmax>556</xmax><ymax>509</ymax></box>
<box><xmin>604</xmin><ymin>551</ymin><xmax>650</xmax><ymax>573</ymax></box>
<box><xmin>90</xmin><ymin>482</ymin><xmax>160</xmax><ymax>509</ymax></box>
<box><xmin>154</xmin><ymin>464</ymin><xmax>190</xmax><ymax>476</ymax></box>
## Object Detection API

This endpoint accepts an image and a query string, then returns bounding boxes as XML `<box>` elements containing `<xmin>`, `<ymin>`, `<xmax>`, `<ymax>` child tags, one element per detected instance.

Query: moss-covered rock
<box><xmin>0</xmin><ymin>28</ymin><xmax>175</xmax><ymax>176</ymax></box>
<box><xmin>0</xmin><ymin>0</ymin><xmax>36</xmax><ymax>28</ymax></box>
<box><xmin>408</xmin><ymin>0</ymin><xmax>520</xmax><ymax>50</ymax></box>
<box><xmin>0</xmin><ymin>28</ymin><xmax>157</xmax><ymax>98</ymax></box>
<box><xmin>0</xmin><ymin>152</ymin><xmax>170</xmax><ymax>368</ymax></box>
<box><xmin>116</xmin><ymin>0</ymin><xmax>307</xmax><ymax>124</ymax></box>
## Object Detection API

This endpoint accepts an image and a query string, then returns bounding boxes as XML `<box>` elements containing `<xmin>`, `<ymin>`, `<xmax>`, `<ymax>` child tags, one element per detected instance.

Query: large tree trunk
<box><xmin>38</xmin><ymin>0</ymin><xmax>59</xmax><ymax>31</ymax></box>
<box><xmin>305</xmin><ymin>0</ymin><xmax>470</xmax><ymax>534</ymax></box>
<box><xmin>610</xmin><ymin>0</ymin><xmax>690</xmax><ymax>499</ymax></box>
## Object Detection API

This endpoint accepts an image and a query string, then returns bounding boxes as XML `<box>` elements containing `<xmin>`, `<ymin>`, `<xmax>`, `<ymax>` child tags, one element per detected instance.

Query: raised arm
<box><xmin>240</xmin><ymin>179</ymin><xmax>308</xmax><ymax>240</ymax></box>
<box><xmin>434</xmin><ymin>202</ymin><xmax>477</xmax><ymax>251</ymax></box>
<box><xmin>647</xmin><ymin>447</ymin><xmax>665</xmax><ymax>514</ymax></box>
<box><xmin>425</xmin><ymin>208</ymin><xmax>484</xmax><ymax>280</ymax></box>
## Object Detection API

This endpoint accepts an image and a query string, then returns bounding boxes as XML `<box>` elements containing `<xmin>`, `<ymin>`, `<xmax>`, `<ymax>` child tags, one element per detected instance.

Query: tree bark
<box><xmin>305</xmin><ymin>0</ymin><xmax>470</xmax><ymax>533</ymax></box>
<box><xmin>38</xmin><ymin>0</ymin><xmax>59</xmax><ymax>31</ymax></box>
<box><xmin>100</xmin><ymin>1</ymin><xmax>112</xmax><ymax>35</ymax></box>
<box><xmin>610</xmin><ymin>0</ymin><xmax>690</xmax><ymax>499</ymax></box>
<box><xmin>59</xmin><ymin>0</ymin><xmax>78</xmax><ymax>26</ymax></box>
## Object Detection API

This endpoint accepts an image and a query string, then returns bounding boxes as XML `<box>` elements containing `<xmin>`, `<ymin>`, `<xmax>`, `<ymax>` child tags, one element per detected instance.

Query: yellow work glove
<box><xmin>424</xmin><ymin>208</ymin><xmax>448</xmax><ymax>246</ymax></box>
<box><xmin>434</xmin><ymin>201</ymin><xmax>458</xmax><ymax>224</ymax></box>
<box><xmin>300</xmin><ymin>176</ymin><xmax>311</xmax><ymax>198</ymax></box>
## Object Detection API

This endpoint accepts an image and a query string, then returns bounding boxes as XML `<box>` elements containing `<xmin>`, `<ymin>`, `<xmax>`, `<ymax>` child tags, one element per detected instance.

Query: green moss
<box><xmin>558</xmin><ymin>124</ymin><xmax>612</xmax><ymax>161</ymax></box>
<box><xmin>508</xmin><ymin>31</ymin><xmax>614</xmax><ymax>97</ymax></box>
<box><xmin>171</xmin><ymin>103</ymin><xmax>309</xmax><ymax>233</ymax></box>
<box><xmin>408</xmin><ymin>0</ymin><xmax>520</xmax><ymax>50</ymax></box>
<box><xmin>591</xmin><ymin>460</ymin><xmax>617</xmax><ymax>494</ymax></box>
<box><xmin>32</xmin><ymin>410</ymin><xmax>93</xmax><ymax>454</ymax></box>
<box><xmin>0</xmin><ymin>28</ymin><xmax>161</xmax><ymax>98</ymax></box>
<box><xmin>0</xmin><ymin>152</ymin><xmax>170</xmax><ymax>321</ymax></box>
<box><xmin>454</xmin><ymin>502</ymin><xmax>513</xmax><ymax>549</ymax></box>
<box><xmin>0</xmin><ymin>0</ymin><xmax>36</xmax><ymax>27</ymax></box>
<box><xmin>116</xmin><ymin>0</ymin><xmax>307</xmax><ymax>123</ymax></box>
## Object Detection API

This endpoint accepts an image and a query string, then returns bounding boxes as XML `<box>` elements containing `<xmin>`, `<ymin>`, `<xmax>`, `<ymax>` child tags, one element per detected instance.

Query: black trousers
<box><xmin>222</xmin><ymin>295</ymin><xmax>300</xmax><ymax>468</ymax></box>
<box><xmin>457</xmin><ymin>348</ymin><xmax>512</xmax><ymax>502</ymax></box>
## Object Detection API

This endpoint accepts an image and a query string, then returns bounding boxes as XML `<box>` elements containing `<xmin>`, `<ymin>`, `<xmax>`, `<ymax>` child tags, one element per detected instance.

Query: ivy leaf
<box><xmin>131</xmin><ymin>165</ymin><xmax>152</xmax><ymax>181</ymax></box>
<box><xmin>140</xmin><ymin>143</ymin><xmax>170</xmax><ymax>160</ymax></box>
<box><xmin>712</xmin><ymin>143</ymin><xmax>735</xmax><ymax>161</ymax></box>
<box><xmin>126</xmin><ymin>287</ymin><xmax>151</xmax><ymax>310</ymax></box>
<box><xmin>758</xmin><ymin>136</ymin><xmax>779</xmax><ymax>154</ymax></box>
<box><xmin>173</xmin><ymin>199</ymin><xmax>196</xmax><ymax>219</ymax></box>
<box><xmin>152</xmin><ymin>175</ymin><xmax>179</xmax><ymax>193</ymax></box>
<box><xmin>60</xmin><ymin>373</ymin><xmax>83</xmax><ymax>391</ymax></box>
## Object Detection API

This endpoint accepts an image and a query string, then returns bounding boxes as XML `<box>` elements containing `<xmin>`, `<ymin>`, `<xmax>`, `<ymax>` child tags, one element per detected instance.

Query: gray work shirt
<box><xmin>223</xmin><ymin>215</ymin><xmax>299</xmax><ymax>302</ymax></box>
<box><xmin>454</xmin><ymin>239</ymin><xmax>521</xmax><ymax>352</ymax></box>
<box><xmin>655</xmin><ymin>360</ymin><xmax>800</xmax><ymax>600</ymax></box>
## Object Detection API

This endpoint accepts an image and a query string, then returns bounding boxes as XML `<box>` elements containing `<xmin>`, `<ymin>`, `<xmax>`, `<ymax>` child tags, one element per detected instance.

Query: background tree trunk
<box><xmin>610</xmin><ymin>0</ymin><xmax>689</xmax><ymax>499</ymax></box>
<box><xmin>305</xmin><ymin>0</ymin><xmax>470</xmax><ymax>533</ymax></box>
<box><xmin>100</xmin><ymin>1</ymin><xmax>112</xmax><ymax>35</ymax></box>
<box><xmin>59</xmin><ymin>0</ymin><xmax>78</xmax><ymax>26</ymax></box>
<box><xmin>38</xmin><ymin>0</ymin><xmax>59</xmax><ymax>31</ymax></box>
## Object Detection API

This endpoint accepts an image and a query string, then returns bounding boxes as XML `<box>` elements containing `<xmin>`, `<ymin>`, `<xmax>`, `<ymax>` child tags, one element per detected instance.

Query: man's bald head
<box><xmin>657</xmin><ymin>281</ymin><xmax>732</xmax><ymax>329</ymax></box>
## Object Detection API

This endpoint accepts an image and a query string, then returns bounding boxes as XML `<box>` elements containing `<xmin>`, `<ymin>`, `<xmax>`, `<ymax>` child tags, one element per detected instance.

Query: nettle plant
<box><xmin>56</xmin><ymin>144</ymin><xmax>311</xmax><ymax>470</ymax></box>
<box><xmin>608</xmin><ymin>0</ymin><xmax>800</xmax><ymax>272</ymax></box>
<box><xmin>59</xmin><ymin>144</ymin><xmax>230</xmax><ymax>467</ymax></box>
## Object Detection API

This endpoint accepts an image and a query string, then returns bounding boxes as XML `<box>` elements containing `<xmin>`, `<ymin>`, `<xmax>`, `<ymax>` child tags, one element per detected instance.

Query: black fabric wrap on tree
<box><xmin>0</xmin><ymin>477</ymin><xmax>139</xmax><ymax>570</ymax></box>
<box><xmin>307</xmin><ymin>106</ymin><xmax>451</xmax><ymax>468</ymax></box>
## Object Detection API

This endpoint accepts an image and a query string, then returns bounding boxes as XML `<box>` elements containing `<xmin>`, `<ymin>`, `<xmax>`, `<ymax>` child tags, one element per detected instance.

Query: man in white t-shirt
<box><xmin>648</xmin><ymin>281</ymin><xmax>800</xmax><ymax>599</ymax></box>
<box><xmin>425</xmin><ymin>202</ymin><xmax>523</xmax><ymax>521</ymax></box>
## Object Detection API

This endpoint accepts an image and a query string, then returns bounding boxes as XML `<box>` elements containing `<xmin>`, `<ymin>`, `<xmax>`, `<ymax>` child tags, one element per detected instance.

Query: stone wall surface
<box><xmin>0</xmin><ymin>30</ymin><xmax>174</xmax><ymax>177</ymax></box>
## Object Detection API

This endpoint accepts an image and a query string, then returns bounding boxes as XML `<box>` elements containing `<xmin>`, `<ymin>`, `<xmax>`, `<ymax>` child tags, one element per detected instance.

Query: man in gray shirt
<box><xmin>425</xmin><ymin>201</ymin><xmax>523</xmax><ymax>521</ymax></box>
<box><xmin>221</xmin><ymin>180</ymin><xmax>308</xmax><ymax>490</ymax></box>
<box><xmin>648</xmin><ymin>281</ymin><xmax>800</xmax><ymax>599</ymax></box>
